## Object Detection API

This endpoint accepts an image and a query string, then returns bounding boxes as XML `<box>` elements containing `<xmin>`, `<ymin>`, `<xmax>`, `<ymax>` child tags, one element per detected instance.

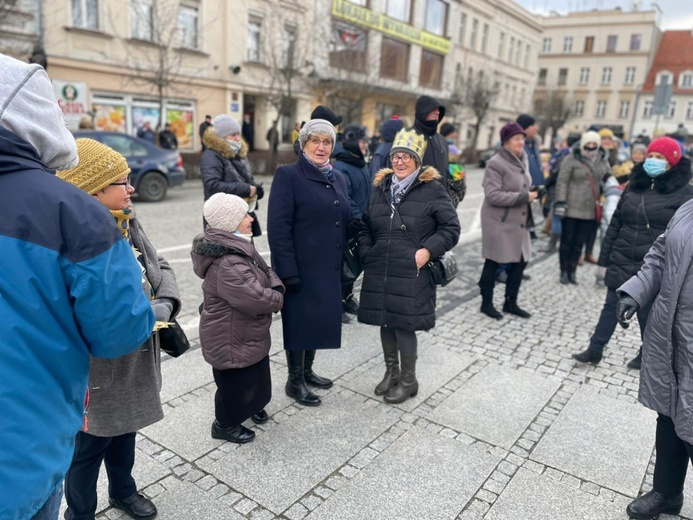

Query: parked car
<box><xmin>72</xmin><ymin>131</ymin><xmax>186</xmax><ymax>202</ymax></box>
<box><xmin>478</xmin><ymin>148</ymin><xmax>497</xmax><ymax>168</ymax></box>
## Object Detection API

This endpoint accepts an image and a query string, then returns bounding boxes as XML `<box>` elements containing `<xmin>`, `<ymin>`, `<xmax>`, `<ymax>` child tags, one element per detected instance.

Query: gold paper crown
<box><xmin>390</xmin><ymin>129</ymin><xmax>427</xmax><ymax>164</ymax></box>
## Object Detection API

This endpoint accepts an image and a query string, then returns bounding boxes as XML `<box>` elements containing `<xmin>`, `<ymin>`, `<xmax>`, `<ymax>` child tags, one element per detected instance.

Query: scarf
<box><xmin>390</xmin><ymin>168</ymin><xmax>420</xmax><ymax>209</ymax></box>
<box><xmin>111</xmin><ymin>207</ymin><xmax>133</xmax><ymax>240</ymax></box>
<box><xmin>110</xmin><ymin>207</ymin><xmax>154</xmax><ymax>299</ymax></box>
<box><xmin>303</xmin><ymin>152</ymin><xmax>334</xmax><ymax>180</ymax></box>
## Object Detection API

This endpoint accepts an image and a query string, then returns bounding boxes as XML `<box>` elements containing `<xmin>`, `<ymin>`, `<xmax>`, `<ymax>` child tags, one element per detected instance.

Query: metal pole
<box><xmin>628</xmin><ymin>85</ymin><xmax>641</xmax><ymax>142</ymax></box>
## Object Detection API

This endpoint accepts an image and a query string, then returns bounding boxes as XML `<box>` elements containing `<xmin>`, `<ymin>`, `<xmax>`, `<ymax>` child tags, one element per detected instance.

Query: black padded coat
<box><xmin>598</xmin><ymin>158</ymin><xmax>693</xmax><ymax>290</ymax></box>
<box><xmin>357</xmin><ymin>167</ymin><xmax>460</xmax><ymax>332</ymax></box>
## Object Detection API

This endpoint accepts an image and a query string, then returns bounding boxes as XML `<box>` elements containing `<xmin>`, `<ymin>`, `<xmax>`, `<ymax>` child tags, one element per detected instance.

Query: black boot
<box><xmin>572</xmin><ymin>348</ymin><xmax>602</xmax><ymax>365</ymax></box>
<box><xmin>480</xmin><ymin>295</ymin><xmax>503</xmax><ymax>320</ymax></box>
<box><xmin>626</xmin><ymin>490</ymin><xmax>683</xmax><ymax>520</ymax></box>
<box><xmin>285</xmin><ymin>351</ymin><xmax>321</xmax><ymax>406</ymax></box>
<box><xmin>568</xmin><ymin>271</ymin><xmax>578</xmax><ymax>285</ymax></box>
<box><xmin>211</xmin><ymin>421</ymin><xmax>255</xmax><ymax>444</ymax></box>
<box><xmin>502</xmin><ymin>298</ymin><xmax>531</xmax><ymax>318</ymax></box>
<box><xmin>384</xmin><ymin>353</ymin><xmax>418</xmax><ymax>404</ymax></box>
<box><xmin>560</xmin><ymin>271</ymin><xmax>570</xmax><ymax>284</ymax></box>
<box><xmin>303</xmin><ymin>350</ymin><xmax>333</xmax><ymax>388</ymax></box>
<box><xmin>627</xmin><ymin>349</ymin><xmax>642</xmax><ymax>370</ymax></box>
<box><xmin>108</xmin><ymin>493</ymin><xmax>157</xmax><ymax>520</ymax></box>
<box><xmin>375</xmin><ymin>341</ymin><xmax>400</xmax><ymax>396</ymax></box>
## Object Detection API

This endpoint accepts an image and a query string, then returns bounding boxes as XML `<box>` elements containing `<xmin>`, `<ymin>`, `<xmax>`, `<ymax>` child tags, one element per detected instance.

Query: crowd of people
<box><xmin>4</xmin><ymin>47</ymin><xmax>693</xmax><ymax>520</ymax></box>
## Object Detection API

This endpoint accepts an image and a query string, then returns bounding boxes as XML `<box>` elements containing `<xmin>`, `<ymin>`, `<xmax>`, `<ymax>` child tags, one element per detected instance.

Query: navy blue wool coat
<box><xmin>267</xmin><ymin>153</ymin><xmax>350</xmax><ymax>350</ymax></box>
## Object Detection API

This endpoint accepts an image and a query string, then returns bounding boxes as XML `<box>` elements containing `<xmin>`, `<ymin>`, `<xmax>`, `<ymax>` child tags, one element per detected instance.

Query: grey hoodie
<box><xmin>0</xmin><ymin>53</ymin><xmax>78</xmax><ymax>170</ymax></box>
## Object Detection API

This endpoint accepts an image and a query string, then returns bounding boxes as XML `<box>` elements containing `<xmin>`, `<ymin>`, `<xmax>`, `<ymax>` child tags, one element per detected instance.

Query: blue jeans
<box><xmin>551</xmin><ymin>212</ymin><xmax>562</xmax><ymax>235</ymax></box>
<box><xmin>31</xmin><ymin>486</ymin><xmax>63</xmax><ymax>520</ymax></box>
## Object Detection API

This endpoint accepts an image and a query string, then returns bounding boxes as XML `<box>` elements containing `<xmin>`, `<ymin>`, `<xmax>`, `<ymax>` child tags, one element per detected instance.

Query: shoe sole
<box><xmin>626</xmin><ymin>505</ymin><xmax>682</xmax><ymax>520</ymax></box>
<box><xmin>384</xmin><ymin>390</ymin><xmax>418</xmax><ymax>404</ymax></box>
<box><xmin>285</xmin><ymin>390</ymin><xmax>322</xmax><ymax>406</ymax></box>
<box><xmin>108</xmin><ymin>501</ymin><xmax>158</xmax><ymax>519</ymax></box>
<box><xmin>211</xmin><ymin>431</ymin><xmax>255</xmax><ymax>444</ymax></box>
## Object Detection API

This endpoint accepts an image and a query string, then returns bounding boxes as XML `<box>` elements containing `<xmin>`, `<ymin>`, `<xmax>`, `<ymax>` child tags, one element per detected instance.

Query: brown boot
<box><xmin>384</xmin><ymin>353</ymin><xmax>418</xmax><ymax>404</ymax></box>
<box><xmin>374</xmin><ymin>342</ymin><xmax>400</xmax><ymax>396</ymax></box>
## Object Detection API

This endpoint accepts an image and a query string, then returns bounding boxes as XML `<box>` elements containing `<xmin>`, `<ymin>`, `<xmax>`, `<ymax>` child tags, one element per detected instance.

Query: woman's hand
<box><xmin>415</xmin><ymin>248</ymin><xmax>431</xmax><ymax>269</ymax></box>
<box><xmin>528</xmin><ymin>191</ymin><xmax>538</xmax><ymax>203</ymax></box>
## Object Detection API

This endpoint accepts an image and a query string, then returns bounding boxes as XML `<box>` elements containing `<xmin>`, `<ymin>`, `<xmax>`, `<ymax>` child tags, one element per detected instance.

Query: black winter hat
<box><xmin>310</xmin><ymin>105</ymin><xmax>343</xmax><ymax>127</ymax></box>
<box><xmin>342</xmin><ymin>124</ymin><xmax>366</xmax><ymax>142</ymax></box>
<box><xmin>517</xmin><ymin>114</ymin><xmax>535</xmax><ymax>130</ymax></box>
<box><xmin>440</xmin><ymin>123</ymin><xmax>456</xmax><ymax>137</ymax></box>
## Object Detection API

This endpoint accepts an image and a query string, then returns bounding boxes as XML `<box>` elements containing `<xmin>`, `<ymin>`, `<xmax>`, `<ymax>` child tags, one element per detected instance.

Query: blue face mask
<box><xmin>643</xmin><ymin>158</ymin><xmax>668</xmax><ymax>178</ymax></box>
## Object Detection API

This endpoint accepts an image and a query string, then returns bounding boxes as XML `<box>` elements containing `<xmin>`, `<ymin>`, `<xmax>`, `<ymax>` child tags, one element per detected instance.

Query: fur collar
<box><xmin>201</xmin><ymin>127</ymin><xmax>248</xmax><ymax>159</ymax></box>
<box><xmin>372</xmin><ymin>166</ymin><xmax>441</xmax><ymax>187</ymax></box>
<box><xmin>191</xmin><ymin>232</ymin><xmax>253</xmax><ymax>258</ymax></box>
<box><xmin>628</xmin><ymin>157</ymin><xmax>692</xmax><ymax>194</ymax></box>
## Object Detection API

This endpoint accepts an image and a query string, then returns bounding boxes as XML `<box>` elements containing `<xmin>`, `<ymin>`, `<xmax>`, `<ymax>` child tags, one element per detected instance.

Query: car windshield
<box><xmin>101</xmin><ymin>135</ymin><xmax>148</xmax><ymax>157</ymax></box>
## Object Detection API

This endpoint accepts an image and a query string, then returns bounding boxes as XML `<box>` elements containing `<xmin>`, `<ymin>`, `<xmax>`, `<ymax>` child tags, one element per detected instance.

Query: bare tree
<box><xmin>533</xmin><ymin>88</ymin><xmax>573</xmax><ymax>138</ymax></box>
<box><xmin>454</xmin><ymin>72</ymin><xmax>499</xmax><ymax>162</ymax></box>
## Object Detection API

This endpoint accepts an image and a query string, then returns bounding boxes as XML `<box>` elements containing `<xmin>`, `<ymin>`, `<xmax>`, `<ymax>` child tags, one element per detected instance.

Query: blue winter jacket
<box><xmin>333</xmin><ymin>142</ymin><xmax>371</xmax><ymax>218</ymax></box>
<box><xmin>0</xmin><ymin>128</ymin><xmax>156</xmax><ymax>520</ymax></box>
<box><xmin>524</xmin><ymin>138</ymin><xmax>544</xmax><ymax>186</ymax></box>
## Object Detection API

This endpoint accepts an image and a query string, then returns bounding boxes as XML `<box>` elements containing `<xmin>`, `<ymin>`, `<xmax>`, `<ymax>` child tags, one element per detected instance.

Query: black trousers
<box><xmin>653</xmin><ymin>414</ymin><xmax>693</xmax><ymax>496</ymax></box>
<box><xmin>479</xmin><ymin>258</ymin><xmax>527</xmax><ymax>302</ymax></box>
<box><xmin>559</xmin><ymin>217</ymin><xmax>597</xmax><ymax>273</ymax></box>
<box><xmin>589</xmin><ymin>288</ymin><xmax>652</xmax><ymax>355</ymax></box>
<box><xmin>64</xmin><ymin>431</ymin><xmax>137</xmax><ymax>520</ymax></box>
<box><xmin>380</xmin><ymin>327</ymin><xmax>417</xmax><ymax>354</ymax></box>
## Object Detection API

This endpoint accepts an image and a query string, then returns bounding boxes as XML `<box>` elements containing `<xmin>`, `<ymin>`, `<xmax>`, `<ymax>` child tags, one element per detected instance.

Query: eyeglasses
<box><xmin>308</xmin><ymin>137</ymin><xmax>333</xmax><ymax>148</ymax></box>
<box><xmin>110</xmin><ymin>177</ymin><xmax>132</xmax><ymax>188</ymax></box>
<box><xmin>391</xmin><ymin>154</ymin><xmax>413</xmax><ymax>164</ymax></box>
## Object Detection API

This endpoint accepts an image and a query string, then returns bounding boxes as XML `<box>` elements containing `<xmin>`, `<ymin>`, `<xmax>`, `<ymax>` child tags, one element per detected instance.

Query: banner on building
<box><xmin>93</xmin><ymin>104</ymin><xmax>127</xmax><ymax>132</ymax></box>
<box><xmin>53</xmin><ymin>80</ymin><xmax>88</xmax><ymax>131</ymax></box>
<box><xmin>331</xmin><ymin>0</ymin><xmax>450</xmax><ymax>55</ymax></box>
<box><xmin>333</xmin><ymin>21</ymin><xmax>367</xmax><ymax>53</ymax></box>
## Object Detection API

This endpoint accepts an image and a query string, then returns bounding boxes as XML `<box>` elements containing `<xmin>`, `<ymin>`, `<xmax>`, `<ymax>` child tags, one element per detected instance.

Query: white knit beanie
<box><xmin>212</xmin><ymin>115</ymin><xmax>241</xmax><ymax>139</ymax></box>
<box><xmin>203</xmin><ymin>193</ymin><xmax>249</xmax><ymax>232</ymax></box>
<box><xmin>580</xmin><ymin>131</ymin><xmax>601</xmax><ymax>149</ymax></box>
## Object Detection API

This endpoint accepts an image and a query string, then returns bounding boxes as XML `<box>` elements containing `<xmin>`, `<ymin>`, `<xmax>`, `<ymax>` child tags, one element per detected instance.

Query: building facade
<box><xmin>0</xmin><ymin>0</ymin><xmax>41</xmax><ymax>59</ymax></box>
<box><xmin>535</xmin><ymin>7</ymin><xmax>662</xmax><ymax>139</ymax></box>
<box><xmin>633</xmin><ymin>30</ymin><xmax>693</xmax><ymax>140</ymax></box>
<box><xmin>449</xmin><ymin>0</ymin><xmax>541</xmax><ymax>151</ymax></box>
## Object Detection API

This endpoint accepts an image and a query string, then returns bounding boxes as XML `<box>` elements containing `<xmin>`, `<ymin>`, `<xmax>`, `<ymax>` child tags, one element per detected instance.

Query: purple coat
<box><xmin>267</xmin><ymin>153</ymin><xmax>350</xmax><ymax>351</ymax></box>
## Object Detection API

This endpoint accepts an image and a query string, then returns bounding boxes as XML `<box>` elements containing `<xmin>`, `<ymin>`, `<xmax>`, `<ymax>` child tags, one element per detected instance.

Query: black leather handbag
<box><xmin>341</xmin><ymin>234</ymin><xmax>362</xmax><ymax>284</ymax></box>
<box><xmin>428</xmin><ymin>250</ymin><xmax>458</xmax><ymax>286</ymax></box>
<box><xmin>158</xmin><ymin>319</ymin><xmax>190</xmax><ymax>358</ymax></box>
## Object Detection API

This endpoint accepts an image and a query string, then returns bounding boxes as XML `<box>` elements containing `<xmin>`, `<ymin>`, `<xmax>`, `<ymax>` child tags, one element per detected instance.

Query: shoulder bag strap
<box><xmin>583</xmin><ymin>163</ymin><xmax>599</xmax><ymax>204</ymax></box>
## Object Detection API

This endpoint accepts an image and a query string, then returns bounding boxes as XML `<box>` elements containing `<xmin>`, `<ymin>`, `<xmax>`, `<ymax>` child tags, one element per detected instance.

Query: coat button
<box><xmin>520</xmin><ymin>224</ymin><xmax>525</xmax><ymax>228</ymax></box>
<box><xmin>335</xmin><ymin>221</ymin><xmax>341</xmax><ymax>227</ymax></box>
<box><xmin>523</xmin><ymin>184</ymin><xmax>527</xmax><ymax>188</ymax></box>
<box><xmin>334</xmin><ymin>200</ymin><xmax>340</xmax><ymax>206</ymax></box>
<box><xmin>522</xmin><ymin>212</ymin><xmax>526</xmax><ymax>216</ymax></box>
<box><xmin>326</xmin><ymin>184</ymin><xmax>332</xmax><ymax>189</ymax></box>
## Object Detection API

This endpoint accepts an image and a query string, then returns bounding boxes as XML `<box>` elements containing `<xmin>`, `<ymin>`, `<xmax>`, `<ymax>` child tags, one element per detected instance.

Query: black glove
<box><xmin>617</xmin><ymin>294</ymin><xmax>639</xmax><ymax>329</ymax></box>
<box><xmin>254</xmin><ymin>183</ymin><xmax>265</xmax><ymax>200</ymax></box>
<box><xmin>272</xmin><ymin>285</ymin><xmax>285</xmax><ymax>294</ymax></box>
<box><xmin>282</xmin><ymin>276</ymin><xmax>301</xmax><ymax>293</ymax></box>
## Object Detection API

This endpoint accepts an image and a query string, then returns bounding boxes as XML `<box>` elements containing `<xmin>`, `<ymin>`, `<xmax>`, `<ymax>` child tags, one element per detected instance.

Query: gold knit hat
<box><xmin>390</xmin><ymin>129</ymin><xmax>427</xmax><ymax>165</ymax></box>
<box><xmin>57</xmin><ymin>138</ymin><xmax>131</xmax><ymax>194</ymax></box>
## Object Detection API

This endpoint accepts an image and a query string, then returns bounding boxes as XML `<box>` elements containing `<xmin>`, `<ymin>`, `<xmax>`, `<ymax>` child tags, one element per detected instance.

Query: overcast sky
<box><xmin>513</xmin><ymin>0</ymin><xmax>693</xmax><ymax>30</ymax></box>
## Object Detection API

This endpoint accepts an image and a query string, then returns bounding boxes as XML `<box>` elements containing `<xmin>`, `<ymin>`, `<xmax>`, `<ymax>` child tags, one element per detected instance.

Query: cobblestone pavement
<box><xmin>60</xmin><ymin>176</ymin><xmax>693</xmax><ymax>520</ymax></box>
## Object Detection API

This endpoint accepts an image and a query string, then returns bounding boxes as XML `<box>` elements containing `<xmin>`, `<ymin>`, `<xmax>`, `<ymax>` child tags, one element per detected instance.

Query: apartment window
<box><xmin>420</xmin><ymin>50</ymin><xmax>443</xmax><ymax>89</ymax></box>
<box><xmin>131</xmin><ymin>0</ymin><xmax>153</xmax><ymax>41</ymax></box>
<box><xmin>680</xmin><ymin>72</ymin><xmax>693</xmax><ymax>88</ymax></box>
<box><xmin>542</xmin><ymin>37</ymin><xmax>551</xmax><ymax>53</ymax></box>
<box><xmin>515</xmin><ymin>39</ymin><xmax>522</xmax><ymax>65</ymax></box>
<box><xmin>563</xmin><ymin>36</ymin><xmax>573</xmax><ymax>53</ymax></box>
<box><xmin>72</xmin><ymin>0</ymin><xmax>99</xmax><ymax>29</ymax></box>
<box><xmin>247</xmin><ymin>18</ymin><xmax>261</xmax><ymax>61</ymax></box>
<box><xmin>380</xmin><ymin>37</ymin><xmax>409</xmax><ymax>82</ymax></box>
<box><xmin>470</xmin><ymin>19</ymin><xmax>478</xmax><ymax>50</ymax></box>
<box><xmin>666</xmin><ymin>101</ymin><xmax>677</xmax><ymax>119</ymax></box>
<box><xmin>425</xmin><ymin>0</ymin><xmax>447</xmax><ymax>36</ymax></box>
<box><xmin>558</xmin><ymin>68</ymin><xmax>568</xmax><ymax>86</ymax></box>
<box><xmin>330</xmin><ymin>21</ymin><xmax>367</xmax><ymax>72</ymax></box>
<box><xmin>657</xmin><ymin>72</ymin><xmax>672</xmax><ymax>86</ymax></box>
<box><xmin>630</xmin><ymin>33</ymin><xmax>642</xmax><ymax>51</ymax></box>
<box><xmin>508</xmin><ymin>36</ymin><xmax>514</xmax><ymax>62</ymax></box>
<box><xmin>497</xmin><ymin>31</ymin><xmax>505</xmax><ymax>59</ymax></box>
<box><xmin>584</xmin><ymin>36</ymin><xmax>594</xmax><ymax>53</ymax></box>
<box><xmin>596</xmin><ymin>100</ymin><xmax>607</xmax><ymax>118</ymax></box>
<box><xmin>686</xmin><ymin>101</ymin><xmax>693</xmax><ymax>120</ymax></box>
<box><xmin>481</xmin><ymin>23</ymin><xmax>489</xmax><ymax>53</ymax></box>
<box><xmin>386</xmin><ymin>0</ymin><xmax>411</xmax><ymax>22</ymax></box>
<box><xmin>524</xmin><ymin>43</ymin><xmax>530</xmax><ymax>68</ymax></box>
<box><xmin>458</xmin><ymin>13</ymin><xmax>466</xmax><ymax>45</ymax></box>
<box><xmin>643</xmin><ymin>100</ymin><xmax>653</xmax><ymax>118</ymax></box>
<box><xmin>601</xmin><ymin>67</ymin><xmax>612</xmax><ymax>85</ymax></box>
<box><xmin>178</xmin><ymin>5</ymin><xmax>198</xmax><ymax>49</ymax></box>
<box><xmin>575</xmin><ymin>100</ymin><xmax>584</xmax><ymax>117</ymax></box>
<box><xmin>579</xmin><ymin>67</ymin><xmax>590</xmax><ymax>85</ymax></box>
<box><xmin>619</xmin><ymin>101</ymin><xmax>630</xmax><ymax>119</ymax></box>
<box><xmin>538</xmin><ymin>68</ymin><xmax>547</xmax><ymax>86</ymax></box>
<box><xmin>625</xmin><ymin>67</ymin><xmax>636</xmax><ymax>85</ymax></box>
<box><xmin>606</xmin><ymin>35</ymin><xmax>617</xmax><ymax>52</ymax></box>
<box><xmin>282</xmin><ymin>25</ymin><xmax>297</xmax><ymax>68</ymax></box>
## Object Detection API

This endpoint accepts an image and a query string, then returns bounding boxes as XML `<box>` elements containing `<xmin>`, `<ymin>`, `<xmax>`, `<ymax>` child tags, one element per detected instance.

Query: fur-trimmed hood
<box><xmin>191</xmin><ymin>228</ymin><xmax>255</xmax><ymax>279</ymax></box>
<box><xmin>372</xmin><ymin>165</ymin><xmax>442</xmax><ymax>187</ymax></box>
<box><xmin>201</xmin><ymin>126</ymin><xmax>248</xmax><ymax>159</ymax></box>
<box><xmin>628</xmin><ymin>157</ymin><xmax>692</xmax><ymax>194</ymax></box>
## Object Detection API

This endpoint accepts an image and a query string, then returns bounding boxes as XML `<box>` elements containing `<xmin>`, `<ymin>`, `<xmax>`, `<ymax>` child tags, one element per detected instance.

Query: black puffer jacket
<box><xmin>200</xmin><ymin>128</ymin><xmax>255</xmax><ymax>201</ymax></box>
<box><xmin>357</xmin><ymin>167</ymin><xmax>460</xmax><ymax>331</ymax></box>
<box><xmin>599</xmin><ymin>157</ymin><xmax>693</xmax><ymax>290</ymax></box>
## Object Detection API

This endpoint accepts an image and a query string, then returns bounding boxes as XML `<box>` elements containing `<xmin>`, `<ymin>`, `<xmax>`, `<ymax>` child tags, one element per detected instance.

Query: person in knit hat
<box><xmin>615</xmin><ymin>138</ymin><xmax>693</xmax><ymax>520</ymax></box>
<box><xmin>0</xmin><ymin>53</ymin><xmax>155</xmax><ymax>520</ymax></box>
<box><xmin>192</xmin><ymin>193</ymin><xmax>284</xmax><ymax>444</ymax></box>
<box><xmin>554</xmin><ymin>129</ymin><xmax>611</xmax><ymax>284</ymax></box>
<box><xmin>58</xmin><ymin>138</ymin><xmax>181</xmax><ymax>520</ymax></box>
<box><xmin>200</xmin><ymin>114</ymin><xmax>263</xmax><ymax>234</ymax></box>
<box><xmin>370</xmin><ymin>116</ymin><xmax>404</xmax><ymax>174</ymax></box>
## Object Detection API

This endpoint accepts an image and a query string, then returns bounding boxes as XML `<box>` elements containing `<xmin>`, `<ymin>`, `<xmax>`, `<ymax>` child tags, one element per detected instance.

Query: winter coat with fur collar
<box><xmin>599</xmin><ymin>158</ymin><xmax>693</xmax><ymax>290</ymax></box>
<box><xmin>357</xmin><ymin>166</ymin><xmax>460</xmax><ymax>331</ymax></box>
<box><xmin>200</xmin><ymin>127</ymin><xmax>254</xmax><ymax>201</ymax></box>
